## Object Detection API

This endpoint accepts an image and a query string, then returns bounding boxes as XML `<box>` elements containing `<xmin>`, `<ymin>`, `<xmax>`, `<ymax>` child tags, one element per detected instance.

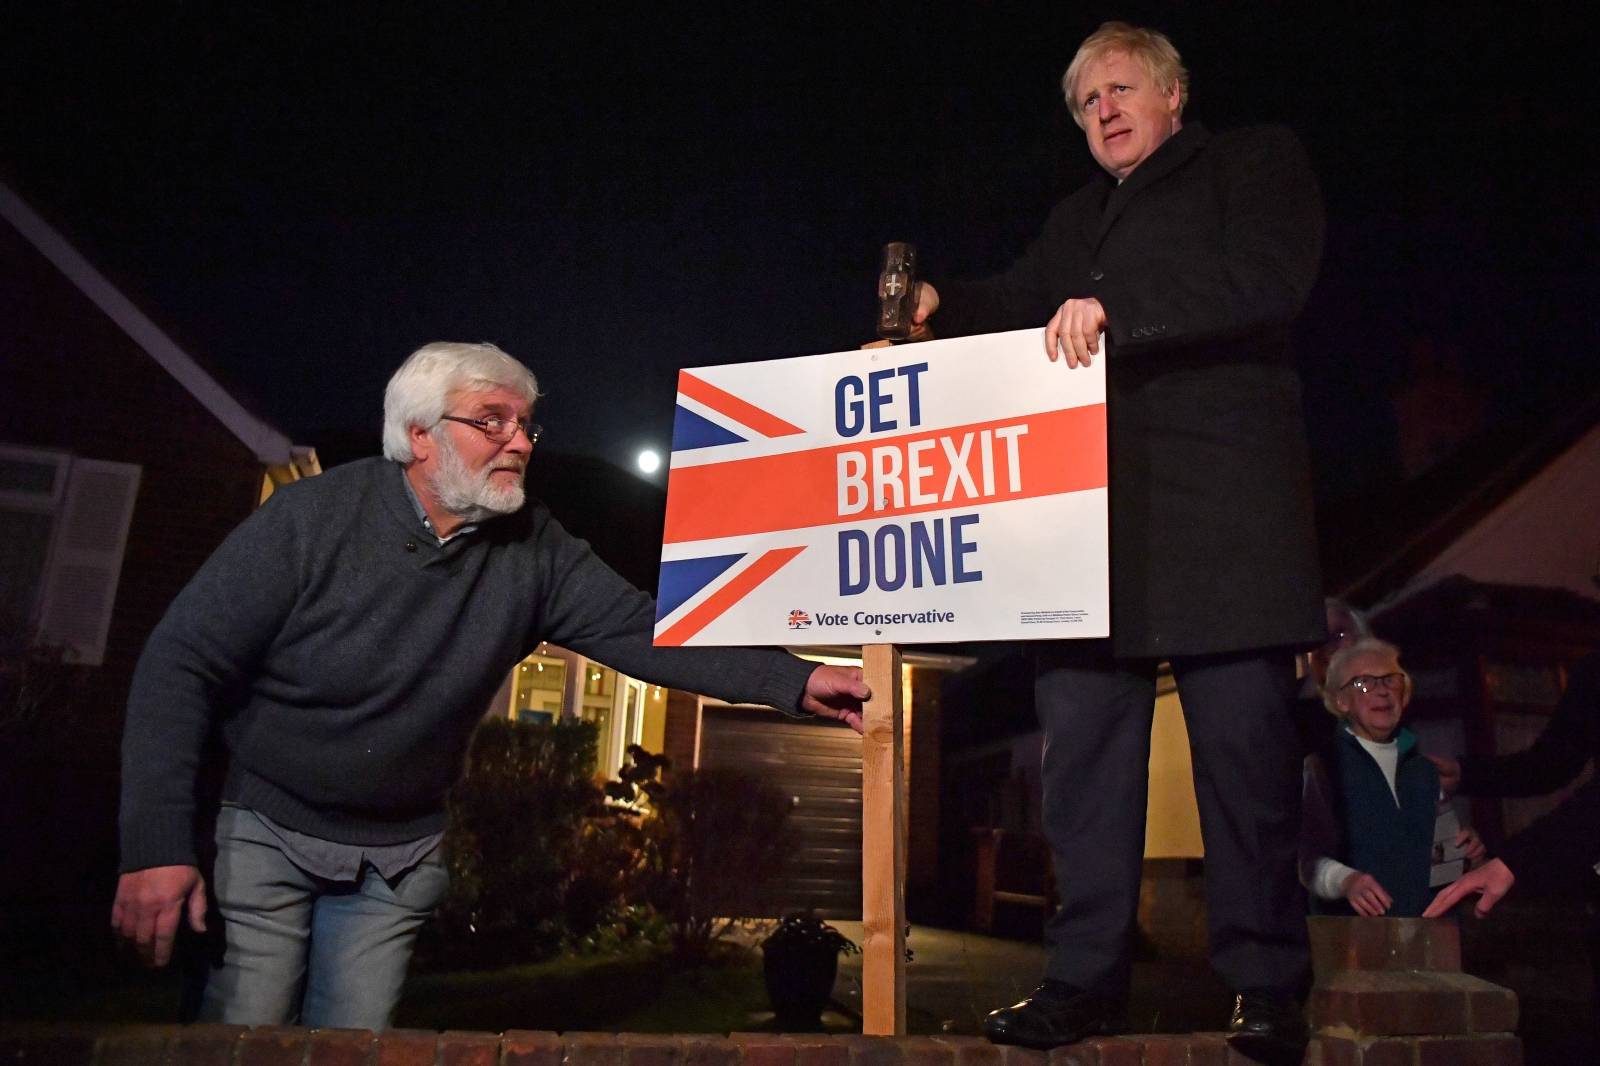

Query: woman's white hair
<box><xmin>1322</xmin><ymin>636</ymin><xmax>1411</xmax><ymax>715</ymax></box>
<box><xmin>382</xmin><ymin>342</ymin><xmax>541</xmax><ymax>462</ymax></box>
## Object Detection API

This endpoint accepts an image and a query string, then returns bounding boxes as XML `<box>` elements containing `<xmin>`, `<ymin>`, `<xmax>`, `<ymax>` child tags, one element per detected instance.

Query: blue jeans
<box><xmin>196</xmin><ymin>806</ymin><xmax>449</xmax><ymax>1029</ymax></box>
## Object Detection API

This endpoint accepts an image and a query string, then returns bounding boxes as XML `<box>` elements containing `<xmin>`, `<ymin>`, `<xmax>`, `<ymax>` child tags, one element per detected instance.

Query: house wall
<box><xmin>1</xmin><ymin>220</ymin><xmax>267</xmax><ymax>911</ymax></box>
<box><xmin>2</xmin><ymin>222</ymin><xmax>266</xmax><ymax>759</ymax></box>
<box><xmin>662</xmin><ymin>688</ymin><xmax>701</xmax><ymax>777</ymax></box>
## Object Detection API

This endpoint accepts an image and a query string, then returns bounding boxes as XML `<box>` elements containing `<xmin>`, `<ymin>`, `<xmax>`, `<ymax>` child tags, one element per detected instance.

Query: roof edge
<box><xmin>1340</xmin><ymin>390</ymin><xmax>1600</xmax><ymax>609</ymax></box>
<box><xmin>0</xmin><ymin>180</ymin><xmax>306</xmax><ymax>466</ymax></box>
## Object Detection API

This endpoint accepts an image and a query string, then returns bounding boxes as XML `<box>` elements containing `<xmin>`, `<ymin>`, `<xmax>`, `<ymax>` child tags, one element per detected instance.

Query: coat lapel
<box><xmin>1094</xmin><ymin>122</ymin><xmax>1212</xmax><ymax>249</ymax></box>
<box><xmin>1079</xmin><ymin>178</ymin><xmax>1113</xmax><ymax>249</ymax></box>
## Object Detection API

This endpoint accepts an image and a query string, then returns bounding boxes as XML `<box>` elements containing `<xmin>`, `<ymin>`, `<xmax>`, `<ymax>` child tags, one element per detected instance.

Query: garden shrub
<box><xmin>610</xmin><ymin>745</ymin><xmax>798</xmax><ymax>963</ymax></box>
<box><xmin>416</xmin><ymin>723</ymin><xmax>798</xmax><ymax>972</ymax></box>
<box><xmin>418</xmin><ymin>716</ymin><xmax>622</xmax><ymax>970</ymax></box>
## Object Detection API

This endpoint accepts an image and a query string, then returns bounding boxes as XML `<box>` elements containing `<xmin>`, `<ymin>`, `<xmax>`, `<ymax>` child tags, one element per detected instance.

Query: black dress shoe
<box><xmin>982</xmin><ymin>981</ymin><xmax>1119</xmax><ymax>1050</ymax></box>
<box><xmin>1227</xmin><ymin>991</ymin><xmax>1310</xmax><ymax>1065</ymax></box>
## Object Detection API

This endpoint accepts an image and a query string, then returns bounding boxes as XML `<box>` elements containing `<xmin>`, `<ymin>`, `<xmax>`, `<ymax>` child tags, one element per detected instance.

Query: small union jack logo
<box><xmin>787</xmin><ymin>610</ymin><xmax>812</xmax><ymax>629</ymax></box>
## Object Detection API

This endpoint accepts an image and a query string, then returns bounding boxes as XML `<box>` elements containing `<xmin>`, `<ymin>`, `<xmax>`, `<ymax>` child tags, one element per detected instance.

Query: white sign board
<box><xmin>653</xmin><ymin>329</ymin><xmax>1108</xmax><ymax>646</ymax></box>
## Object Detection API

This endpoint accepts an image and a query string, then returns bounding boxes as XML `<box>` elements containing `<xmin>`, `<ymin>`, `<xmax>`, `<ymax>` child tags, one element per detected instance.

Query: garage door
<box><xmin>699</xmin><ymin>706</ymin><xmax>862</xmax><ymax>918</ymax></box>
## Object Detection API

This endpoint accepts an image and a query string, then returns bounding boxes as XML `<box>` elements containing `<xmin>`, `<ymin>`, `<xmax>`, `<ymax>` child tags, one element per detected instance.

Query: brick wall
<box><xmin>661</xmin><ymin>690</ymin><xmax>701</xmax><ymax>776</ymax></box>
<box><xmin>0</xmin><ymin>1023</ymin><xmax>1524</xmax><ymax>1066</ymax></box>
<box><xmin>0</xmin><ymin>918</ymin><xmax>1524</xmax><ymax>1066</ymax></box>
<box><xmin>0</xmin><ymin>1028</ymin><xmax>1244</xmax><ymax>1066</ymax></box>
<box><xmin>1306</xmin><ymin>917</ymin><xmax>1521</xmax><ymax>1065</ymax></box>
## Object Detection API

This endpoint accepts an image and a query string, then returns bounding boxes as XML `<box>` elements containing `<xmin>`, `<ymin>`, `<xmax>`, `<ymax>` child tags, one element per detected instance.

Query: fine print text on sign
<box><xmin>653</xmin><ymin>330</ymin><xmax>1109</xmax><ymax>647</ymax></box>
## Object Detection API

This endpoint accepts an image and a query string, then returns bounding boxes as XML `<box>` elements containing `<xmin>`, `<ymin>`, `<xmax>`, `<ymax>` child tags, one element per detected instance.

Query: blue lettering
<box><xmin>837</xmin><ymin>515</ymin><xmax>981</xmax><ymax>593</ymax></box>
<box><xmin>911</xmin><ymin>518</ymin><xmax>946</xmax><ymax>587</ymax></box>
<box><xmin>838</xmin><ymin>529</ymin><xmax>869</xmax><ymax>595</ymax></box>
<box><xmin>868</xmin><ymin>368</ymin><xmax>896</xmax><ymax>432</ymax></box>
<box><xmin>834</xmin><ymin>375</ymin><xmax>865</xmax><ymax>437</ymax></box>
<box><xmin>874</xmin><ymin>524</ymin><xmax>906</xmax><ymax>592</ymax></box>
<box><xmin>952</xmin><ymin>513</ymin><xmax>982</xmax><ymax>583</ymax></box>
<box><xmin>898</xmin><ymin>362</ymin><xmax>928</xmax><ymax>427</ymax></box>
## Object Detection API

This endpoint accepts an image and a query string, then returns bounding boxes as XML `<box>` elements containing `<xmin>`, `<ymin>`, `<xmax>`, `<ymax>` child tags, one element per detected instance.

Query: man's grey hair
<box><xmin>1061</xmin><ymin>21</ymin><xmax>1189</xmax><ymax>129</ymax></box>
<box><xmin>382</xmin><ymin>342</ymin><xmax>541</xmax><ymax>462</ymax></box>
<box><xmin>1322</xmin><ymin>636</ymin><xmax>1410</xmax><ymax>715</ymax></box>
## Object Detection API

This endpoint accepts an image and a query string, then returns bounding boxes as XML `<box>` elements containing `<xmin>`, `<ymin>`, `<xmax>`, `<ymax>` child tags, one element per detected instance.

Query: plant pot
<box><xmin>761</xmin><ymin>937</ymin><xmax>840</xmax><ymax>1029</ymax></box>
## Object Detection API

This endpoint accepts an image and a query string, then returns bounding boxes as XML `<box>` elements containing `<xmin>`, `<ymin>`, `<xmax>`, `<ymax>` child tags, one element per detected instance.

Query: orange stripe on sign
<box><xmin>678</xmin><ymin>371</ymin><xmax>805</xmax><ymax>438</ymax></box>
<box><xmin>663</xmin><ymin>404</ymin><xmax>1106</xmax><ymax>545</ymax></box>
<box><xmin>655</xmin><ymin>545</ymin><xmax>807</xmax><ymax>646</ymax></box>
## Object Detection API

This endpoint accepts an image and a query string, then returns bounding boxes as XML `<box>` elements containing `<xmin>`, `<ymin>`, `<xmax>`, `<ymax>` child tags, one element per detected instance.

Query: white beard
<box><xmin>428</xmin><ymin>430</ymin><xmax>526</xmax><ymax>523</ymax></box>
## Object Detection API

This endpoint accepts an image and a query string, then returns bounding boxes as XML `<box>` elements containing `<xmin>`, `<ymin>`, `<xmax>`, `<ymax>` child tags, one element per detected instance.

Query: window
<box><xmin>503</xmin><ymin>647</ymin><xmax>653</xmax><ymax>778</ymax></box>
<box><xmin>509</xmin><ymin>652</ymin><xmax>567</xmax><ymax>724</ymax></box>
<box><xmin>0</xmin><ymin>445</ymin><xmax>141</xmax><ymax>665</ymax></box>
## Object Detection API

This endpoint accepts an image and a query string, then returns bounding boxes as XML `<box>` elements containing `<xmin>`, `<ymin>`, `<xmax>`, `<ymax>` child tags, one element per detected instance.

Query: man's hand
<box><xmin>1423</xmin><ymin>857</ymin><xmax>1515</xmax><ymax>919</ymax></box>
<box><xmin>1340</xmin><ymin>870</ymin><xmax>1393</xmax><ymax>917</ymax></box>
<box><xmin>1455</xmin><ymin>827</ymin><xmax>1487</xmax><ymax>868</ymax></box>
<box><xmin>799</xmin><ymin>665</ymin><xmax>870</xmax><ymax>734</ymax></box>
<box><xmin>111</xmin><ymin>865</ymin><xmax>207</xmax><ymax>967</ymax></box>
<box><xmin>862</xmin><ymin>282</ymin><xmax>938</xmax><ymax>349</ymax></box>
<box><xmin>908</xmin><ymin>281</ymin><xmax>939</xmax><ymax>340</ymax></box>
<box><xmin>1426</xmin><ymin>753</ymin><xmax>1462</xmax><ymax>795</ymax></box>
<box><xmin>1044</xmin><ymin>298</ymin><xmax>1106</xmax><ymax>367</ymax></box>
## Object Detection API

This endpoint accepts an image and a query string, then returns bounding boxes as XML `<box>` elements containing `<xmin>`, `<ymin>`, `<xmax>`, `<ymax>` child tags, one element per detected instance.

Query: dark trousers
<box><xmin>1034</xmin><ymin>642</ymin><xmax>1310</xmax><ymax>999</ymax></box>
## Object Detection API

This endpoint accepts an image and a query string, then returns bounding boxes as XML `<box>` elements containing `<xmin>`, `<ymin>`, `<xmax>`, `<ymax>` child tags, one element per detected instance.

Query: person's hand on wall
<box><xmin>1340</xmin><ymin>870</ymin><xmax>1393</xmax><ymax>916</ymax></box>
<box><xmin>1423</xmin><ymin>857</ymin><xmax>1515</xmax><ymax>918</ymax></box>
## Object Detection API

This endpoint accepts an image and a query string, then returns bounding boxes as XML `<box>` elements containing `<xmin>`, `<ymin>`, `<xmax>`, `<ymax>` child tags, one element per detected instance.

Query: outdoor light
<box><xmin>637</xmin><ymin>449</ymin><xmax>661</xmax><ymax>475</ymax></box>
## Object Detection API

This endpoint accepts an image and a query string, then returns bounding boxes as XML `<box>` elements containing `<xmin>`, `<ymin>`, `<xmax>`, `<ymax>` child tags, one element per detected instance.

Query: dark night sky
<box><xmin>5</xmin><ymin>3</ymin><xmax>1598</xmax><ymax>501</ymax></box>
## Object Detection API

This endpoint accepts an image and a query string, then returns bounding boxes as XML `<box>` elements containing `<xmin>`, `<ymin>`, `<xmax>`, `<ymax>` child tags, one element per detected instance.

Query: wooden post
<box><xmin>860</xmin><ymin>642</ymin><xmax>906</xmax><ymax>1035</ymax></box>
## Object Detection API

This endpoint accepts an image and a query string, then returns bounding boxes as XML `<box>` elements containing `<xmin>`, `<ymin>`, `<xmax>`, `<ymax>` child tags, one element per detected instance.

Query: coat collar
<box><xmin>1086</xmin><ymin>121</ymin><xmax>1213</xmax><ymax>249</ymax></box>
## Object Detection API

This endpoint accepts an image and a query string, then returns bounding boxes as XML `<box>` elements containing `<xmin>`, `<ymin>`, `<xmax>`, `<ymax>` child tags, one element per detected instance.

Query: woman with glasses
<box><xmin>1298</xmin><ymin>637</ymin><xmax>1486</xmax><ymax>916</ymax></box>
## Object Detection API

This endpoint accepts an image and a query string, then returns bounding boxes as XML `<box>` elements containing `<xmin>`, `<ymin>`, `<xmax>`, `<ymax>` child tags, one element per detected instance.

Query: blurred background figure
<box><xmin>1425</xmin><ymin>653</ymin><xmax>1600</xmax><ymax>1029</ymax></box>
<box><xmin>1301</xmin><ymin>638</ymin><xmax>1484</xmax><ymax>917</ymax></box>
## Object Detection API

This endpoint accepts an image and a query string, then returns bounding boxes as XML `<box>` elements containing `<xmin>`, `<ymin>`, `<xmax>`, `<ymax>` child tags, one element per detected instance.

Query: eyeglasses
<box><xmin>438</xmin><ymin>415</ymin><xmax>542</xmax><ymax>444</ymax></box>
<box><xmin>1341</xmin><ymin>673</ymin><xmax>1405</xmax><ymax>695</ymax></box>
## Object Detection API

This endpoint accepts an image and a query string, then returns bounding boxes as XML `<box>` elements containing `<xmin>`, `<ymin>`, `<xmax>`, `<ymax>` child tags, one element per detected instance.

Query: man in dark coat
<box><xmin>909</xmin><ymin>21</ymin><xmax>1324</xmax><ymax>1062</ymax></box>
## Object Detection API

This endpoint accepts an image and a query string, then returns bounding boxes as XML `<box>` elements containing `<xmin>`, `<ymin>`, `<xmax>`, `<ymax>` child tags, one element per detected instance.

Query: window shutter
<box><xmin>36</xmin><ymin>458</ymin><xmax>142</xmax><ymax>665</ymax></box>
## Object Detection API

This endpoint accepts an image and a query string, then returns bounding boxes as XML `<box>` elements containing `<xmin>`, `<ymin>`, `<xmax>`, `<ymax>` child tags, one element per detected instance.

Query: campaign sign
<box><xmin>653</xmin><ymin>329</ymin><xmax>1108</xmax><ymax>647</ymax></box>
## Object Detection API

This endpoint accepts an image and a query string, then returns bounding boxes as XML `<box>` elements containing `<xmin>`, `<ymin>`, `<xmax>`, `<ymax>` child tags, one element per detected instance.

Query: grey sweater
<box><xmin>119</xmin><ymin>458</ymin><xmax>817</xmax><ymax>872</ymax></box>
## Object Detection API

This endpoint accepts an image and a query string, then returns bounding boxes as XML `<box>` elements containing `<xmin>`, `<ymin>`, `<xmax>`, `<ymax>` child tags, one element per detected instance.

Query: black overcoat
<box><xmin>937</xmin><ymin>122</ymin><xmax>1325</xmax><ymax>658</ymax></box>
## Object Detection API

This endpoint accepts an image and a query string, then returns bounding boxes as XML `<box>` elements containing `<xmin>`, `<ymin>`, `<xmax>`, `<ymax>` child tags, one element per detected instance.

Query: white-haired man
<box><xmin>112</xmin><ymin>341</ymin><xmax>869</xmax><ymax>1029</ymax></box>
<box><xmin>905</xmin><ymin>21</ymin><xmax>1324</xmax><ymax>1064</ymax></box>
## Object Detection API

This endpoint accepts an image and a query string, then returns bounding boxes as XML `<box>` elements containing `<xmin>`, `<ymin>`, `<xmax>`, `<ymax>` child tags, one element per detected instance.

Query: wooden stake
<box><xmin>860</xmin><ymin>642</ymin><xmax>906</xmax><ymax>1035</ymax></box>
